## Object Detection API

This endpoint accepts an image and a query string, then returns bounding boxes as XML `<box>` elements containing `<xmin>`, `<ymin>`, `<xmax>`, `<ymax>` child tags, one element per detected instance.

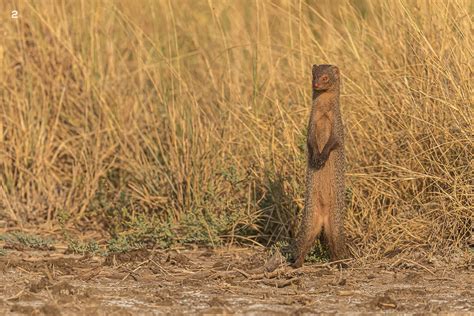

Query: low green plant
<box><xmin>104</xmin><ymin>209</ymin><xmax>175</xmax><ymax>253</ymax></box>
<box><xmin>107</xmin><ymin>235</ymin><xmax>145</xmax><ymax>253</ymax></box>
<box><xmin>305</xmin><ymin>241</ymin><xmax>330</xmax><ymax>264</ymax></box>
<box><xmin>67</xmin><ymin>239</ymin><xmax>101</xmax><ymax>255</ymax></box>
<box><xmin>0</xmin><ymin>232</ymin><xmax>54</xmax><ymax>251</ymax></box>
<box><xmin>269</xmin><ymin>239</ymin><xmax>329</xmax><ymax>264</ymax></box>
<box><xmin>270</xmin><ymin>240</ymin><xmax>292</xmax><ymax>261</ymax></box>
<box><xmin>178</xmin><ymin>210</ymin><xmax>243</xmax><ymax>246</ymax></box>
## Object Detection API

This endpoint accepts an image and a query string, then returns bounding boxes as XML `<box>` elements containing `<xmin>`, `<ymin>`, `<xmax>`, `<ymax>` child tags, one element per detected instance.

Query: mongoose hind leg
<box><xmin>293</xmin><ymin>215</ymin><xmax>323</xmax><ymax>268</ymax></box>
<box><xmin>323</xmin><ymin>213</ymin><xmax>349</xmax><ymax>262</ymax></box>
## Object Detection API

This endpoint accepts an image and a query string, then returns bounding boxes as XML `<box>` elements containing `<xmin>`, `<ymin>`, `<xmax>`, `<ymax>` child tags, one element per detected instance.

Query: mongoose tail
<box><xmin>293</xmin><ymin>64</ymin><xmax>349</xmax><ymax>267</ymax></box>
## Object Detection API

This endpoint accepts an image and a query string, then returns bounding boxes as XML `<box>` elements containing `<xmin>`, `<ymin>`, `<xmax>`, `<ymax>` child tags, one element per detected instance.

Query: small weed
<box><xmin>270</xmin><ymin>240</ymin><xmax>294</xmax><ymax>261</ymax></box>
<box><xmin>221</xmin><ymin>166</ymin><xmax>239</xmax><ymax>184</ymax></box>
<box><xmin>57</xmin><ymin>209</ymin><xmax>71</xmax><ymax>227</ymax></box>
<box><xmin>305</xmin><ymin>240</ymin><xmax>330</xmax><ymax>263</ymax></box>
<box><xmin>0</xmin><ymin>232</ymin><xmax>55</xmax><ymax>251</ymax></box>
<box><xmin>269</xmin><ymin>239</ymin><xmax>329</xmax><ymax>264</ymax></box>
<box><xmin>106</xmin><ymin>210</ymin><xmax>175</xmax><ymax>249</ymax></box>
<box><xmin>66</xmin><ymin>239</ymin><xmax>101</xmax><ymax>255</ymax></box>
<box><xmin>103</xmin><ymin>207</ymin><xmax>247</xmax><ymax>251</ymax></box>
<box><xmin>107</xmin><ymin>235</ymin><xmax>145</xmax><ymax>253</ymax></box>
<box><xmin>178</xmin><ymin>210</ymin><xmax>240</xmax><ymax>246</ymax></box>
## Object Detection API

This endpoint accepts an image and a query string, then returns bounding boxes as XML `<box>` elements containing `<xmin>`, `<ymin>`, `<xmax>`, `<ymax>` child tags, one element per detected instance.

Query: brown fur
<box><xmin>293</xmin><ymin>64</ymin><xmax>349</xmax><ymax>268</ymax></box>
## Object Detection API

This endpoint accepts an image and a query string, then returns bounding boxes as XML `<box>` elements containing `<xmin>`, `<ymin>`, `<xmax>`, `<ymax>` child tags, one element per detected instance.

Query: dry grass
<box><xmin>0</xmin><ymin>0</ymin><xmax>472</xmax><ymax>259</ymax></box>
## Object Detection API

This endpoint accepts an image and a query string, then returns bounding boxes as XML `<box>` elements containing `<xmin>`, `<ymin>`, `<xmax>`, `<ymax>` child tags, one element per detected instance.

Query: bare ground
<box><xmin>0</xmin><ymin>247</ymin><xmax>472</xmax><ymax>315</ymax></box>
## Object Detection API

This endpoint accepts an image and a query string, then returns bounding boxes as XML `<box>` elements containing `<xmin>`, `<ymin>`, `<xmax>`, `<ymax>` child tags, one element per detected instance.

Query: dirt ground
<box><xmin>0</xmin><ymin>247</ymin><xmax>472</xmax><ymax>315</ymax></box>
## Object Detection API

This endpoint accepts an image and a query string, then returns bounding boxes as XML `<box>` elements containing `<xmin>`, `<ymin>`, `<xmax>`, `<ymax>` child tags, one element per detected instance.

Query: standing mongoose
<box><xmin>293</xmin><ymin>64</ymin><xmax>349</xmax><ymax>268</ymax></box>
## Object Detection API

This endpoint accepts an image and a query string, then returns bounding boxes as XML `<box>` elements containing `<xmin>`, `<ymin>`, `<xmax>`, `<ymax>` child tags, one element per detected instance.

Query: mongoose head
<box><xmin>312</xmin><ymin>64</ymin><xmax>340</xmax><ymax>92</ymax></box>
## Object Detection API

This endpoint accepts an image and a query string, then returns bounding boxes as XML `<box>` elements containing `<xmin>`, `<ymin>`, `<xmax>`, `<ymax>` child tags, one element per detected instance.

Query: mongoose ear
<box><xmin>331</xmin><ymin>65</ymin><xmax>340</xmax><ymax>78</ymax></box>
<box><xmin>312</xmin><ymin>64</ymin><xmax>325</xmax><ymax>78</ymax></box>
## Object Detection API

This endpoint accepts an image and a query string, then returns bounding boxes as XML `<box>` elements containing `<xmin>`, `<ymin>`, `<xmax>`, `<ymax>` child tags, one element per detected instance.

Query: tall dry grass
<box><xmin>0</xmin><ymin>0</ymin><xmax>472</xmax><ymax>258</ymax></box>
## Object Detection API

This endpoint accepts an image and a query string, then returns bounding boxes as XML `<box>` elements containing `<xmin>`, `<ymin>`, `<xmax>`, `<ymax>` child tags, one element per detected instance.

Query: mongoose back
<box><xmin>293</xmin><ymin>64</ymin><xmax>349</xmax><ymax>267</ymax></box>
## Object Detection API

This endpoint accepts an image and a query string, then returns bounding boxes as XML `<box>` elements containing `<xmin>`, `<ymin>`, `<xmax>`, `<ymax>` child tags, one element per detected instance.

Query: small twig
<box><xmin>6</xmin><ymin>289</ymin><xmax>25</xmax><ymax>301</ymax></box>
<box><xmin>150</xmin><ymin>258</ymin><xmax>169</xmax><ymax>276</ymax></box>
<box><xmin>248</xmin><ymin>270</ymin><xmax>279</xmax><ymax>280</ymax></box>
<box><xmin>325</xmin><ymin>258</ymin><xmax>354</xmax><ymax>267</ymax></box>
<box><xmin>425</xmin><ymin>277</ymin><xmax>455</xmax><ymax>281</ymax></box>
<box><xmin>402</xmin><ymin>258</ymin><xmax>435</xmax><ymax>275</ymax></box>
<box><xmin>16</xmin><ymin>266</ymin><xmax>30</xmax><ymax>274</ymax></box>
<box><xmin>259</xmin><ymin>277</ymin><xmax>299</xmax><ymax>288</ymax></box>
<box><xmin>81</xmin><ymin>265</ymin><xmax>104</xmax><ymax>281</ymax></box>
<box><xmin>121</xmin><ymin>259</ymin><xmax>150</xmax><ymax>281</ymax></box>
<box><xmin>233</xmin><ymin>268</ymin><xmax>250</xmax><ymax>278</ymax></box>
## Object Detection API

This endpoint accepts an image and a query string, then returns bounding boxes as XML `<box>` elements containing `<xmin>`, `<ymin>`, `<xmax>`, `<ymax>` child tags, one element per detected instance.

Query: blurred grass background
<box><xmin>0</xmin><ymin>0</ymin><xmax>472</xmax><ymax>259</ymax></box>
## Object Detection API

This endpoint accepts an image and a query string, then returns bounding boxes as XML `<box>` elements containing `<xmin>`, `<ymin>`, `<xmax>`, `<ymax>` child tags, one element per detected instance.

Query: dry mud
<box><xmin>0</xmin><ymin>247</ymin><xmax>472</xmax><ymax>315</ymax></box>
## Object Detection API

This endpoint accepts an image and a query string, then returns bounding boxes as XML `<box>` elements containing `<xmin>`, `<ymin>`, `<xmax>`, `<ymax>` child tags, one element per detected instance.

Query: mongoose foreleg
<box><xmin>308</xmin><ymin>131</ymin><xmax>340</xmax><ymax>170</ymax></box>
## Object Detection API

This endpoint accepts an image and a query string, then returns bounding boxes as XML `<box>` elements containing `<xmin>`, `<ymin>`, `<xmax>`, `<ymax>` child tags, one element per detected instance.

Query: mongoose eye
<box><xmin>321</xmin><ymin>75</ymin><xmax>329</xmax><ymax>82</ymax></box>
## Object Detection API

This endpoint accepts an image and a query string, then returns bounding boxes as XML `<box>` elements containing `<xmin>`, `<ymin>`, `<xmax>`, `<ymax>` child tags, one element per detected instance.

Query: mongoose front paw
<box><xmin>316</xmin><ymin>153</ymin><xmax>329</xmax><ymax>169</ymax></box>
<box><xmin>309</xmin><ymin>158</ymin><xmax>319</xmax><ymax>169</ymax></box>
<box><xmin>316</xmin><ymin>159</ymin><xmax>326</xmax><ymax>169</ymax></box>
<box><xmin>312</xmin><ymin>157</ymin><xmax>327</xmax><ymax>169</ymax></box>
<box><xmin>309</xmin><ymin>159</ymin><xmax>325</xmax><ymax>170</ymax></box>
